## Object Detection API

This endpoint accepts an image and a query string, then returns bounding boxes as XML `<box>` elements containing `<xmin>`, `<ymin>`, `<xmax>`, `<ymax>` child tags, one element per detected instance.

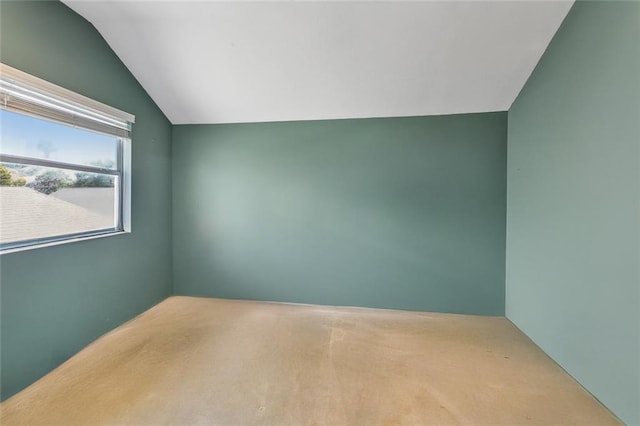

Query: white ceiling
<box><xmin>63</xmin><ymin>1</ymin><xmax>573</xmax><ymax>125</ymax></box>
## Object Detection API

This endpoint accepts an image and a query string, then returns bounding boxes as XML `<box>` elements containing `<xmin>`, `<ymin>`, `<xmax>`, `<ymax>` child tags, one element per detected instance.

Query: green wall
<box><xmin>506</xmin><ymin>2</ymin><xmax>639</xmax><ymax>424</ymax></box>
<box><xmin>173</xmin><ymin>113</ymin><xmax>507</xmax><ymax>315</ymax></box>
<box><xmin>0</xmin><ymin>1</ymin><xmax>173</xmax><ymax>400</ymax></box>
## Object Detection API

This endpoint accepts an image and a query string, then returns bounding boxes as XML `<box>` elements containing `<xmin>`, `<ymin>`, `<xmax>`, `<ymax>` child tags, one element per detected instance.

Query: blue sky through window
<box><xmin>0</xmin><ymin>109</ymin><xmax>118</xmax><ymax>168</ymax></box>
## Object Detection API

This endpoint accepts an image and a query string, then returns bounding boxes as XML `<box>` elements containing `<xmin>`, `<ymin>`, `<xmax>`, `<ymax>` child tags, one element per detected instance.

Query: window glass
<box><xmin>0</xmin><ymin>162</ymin><xmax>118</xmax><ymax>245</ymax></box>
<box><xmin>0</xmin><ymin>63</ymin><xmax>133</xmax><ymax>252</ymax></box>
<box><xmin>0</xmin><ymin>109</ymin><xmax>118</xmax><ymax>169</ymax></box>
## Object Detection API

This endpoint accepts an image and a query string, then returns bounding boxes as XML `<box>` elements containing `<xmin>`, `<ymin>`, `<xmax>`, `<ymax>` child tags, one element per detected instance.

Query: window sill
<box><xmin>0</xmin><ymin>230</ymin><xmax>130</xmax><ymax>256</ymax></box>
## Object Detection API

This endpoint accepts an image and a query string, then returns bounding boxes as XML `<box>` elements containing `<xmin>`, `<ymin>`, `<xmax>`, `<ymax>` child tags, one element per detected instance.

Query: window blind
<box><xmin>0</xmin><ymin>63</ymin><xmax>135</xmax><ymax>139</ymax></box>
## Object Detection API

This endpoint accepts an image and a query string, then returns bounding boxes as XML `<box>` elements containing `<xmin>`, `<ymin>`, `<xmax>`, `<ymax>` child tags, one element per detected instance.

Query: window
<box><xmin>0</xmin><ymin>63</ymin><xmax>134</xmax><ymax>252</ymax></box>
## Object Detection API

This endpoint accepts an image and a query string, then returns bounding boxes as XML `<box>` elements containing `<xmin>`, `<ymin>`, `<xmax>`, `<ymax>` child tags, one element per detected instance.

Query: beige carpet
<box><xmin>1</xmin><ymin>296</ymin><xmax>619</xmax><ymax>425</ymax></box>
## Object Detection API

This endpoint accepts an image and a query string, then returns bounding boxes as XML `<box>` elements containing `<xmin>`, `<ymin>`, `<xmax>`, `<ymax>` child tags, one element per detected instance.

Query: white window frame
<box><xmin>0</xmin><ymin>63</ymin><xmax>134</xmax><ymax>254</ymax></box>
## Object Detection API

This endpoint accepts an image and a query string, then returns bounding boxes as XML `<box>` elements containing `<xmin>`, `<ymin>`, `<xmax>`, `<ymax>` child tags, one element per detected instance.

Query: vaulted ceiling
<box><xmin>63</xmin><ymin>1</ymin><xmax>574</xmax><ymax>124</ymax></box>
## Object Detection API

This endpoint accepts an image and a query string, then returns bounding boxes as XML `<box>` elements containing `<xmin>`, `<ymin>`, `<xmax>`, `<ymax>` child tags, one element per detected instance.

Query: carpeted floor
<box><xmin>1</xmin><ymin>296</ymin><xmax>620</xmax><ymax>425</ymax></box>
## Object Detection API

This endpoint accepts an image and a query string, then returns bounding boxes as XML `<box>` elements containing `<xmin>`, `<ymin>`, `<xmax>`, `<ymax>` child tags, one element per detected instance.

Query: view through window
<box><xmin>0</xmin><ymin>63</ymin><xmax>133</xmax><ymax>251</ymax></box>
<box><xmin>0</xmin><ymin>110</ymin><xmax>122</xmax><ymax>248</ymax></box>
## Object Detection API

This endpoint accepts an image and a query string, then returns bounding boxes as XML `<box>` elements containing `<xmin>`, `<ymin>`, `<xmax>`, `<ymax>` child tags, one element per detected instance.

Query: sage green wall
<box><xmin>173</xmin><ymin>113</ymin><xmax>507</xmax><ymax>315</ymax></box>
<box><xmin>506</xmin><ymin>2</ymin><xmax>639</xmax><ymax>424</ymax></box>
<box><xmin>0</xmin><ymin>1</ymin><xmax>173</xmax><ymax>400</ymax></box>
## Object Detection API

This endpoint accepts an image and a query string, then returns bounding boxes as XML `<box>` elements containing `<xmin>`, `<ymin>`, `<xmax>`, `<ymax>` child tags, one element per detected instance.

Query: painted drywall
<box><xmin>506</xmin><ymin>2</ymin><xmax>640</xmax><ymax>424</ymax></box>
<box><xmin>0</xmin><ymin>1</ymin><xmax>173</xmax><ymax>400</ymax></box>
<box><xmin>62</xmin><ymin>1</ymin><xmax>574</xmax><ymax>124</ymax></box>
<box><xmin>173</xmin><ymin>113</ymin><xmax>507</xmax><ymax>315</ymax></box>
